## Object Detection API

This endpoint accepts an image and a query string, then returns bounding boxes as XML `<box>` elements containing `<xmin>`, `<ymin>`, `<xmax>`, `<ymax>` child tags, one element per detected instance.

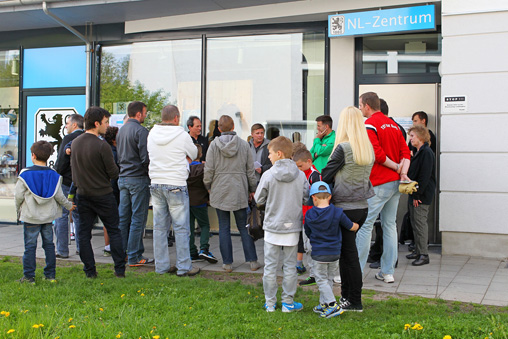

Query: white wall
<box><xmin>440</xmin><ymin>1</ymin><xmax>508</xmax><ymax>256</ymax></box>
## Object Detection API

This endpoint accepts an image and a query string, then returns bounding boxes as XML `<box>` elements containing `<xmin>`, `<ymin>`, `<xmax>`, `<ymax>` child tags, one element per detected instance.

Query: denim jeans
<box><xmin>151</xmin><ymin>184</ymin><xmax>192</xmax><ymax>275</ymax></box>
<box><xmin>53</xmin><ymin>184</ymin><xmax>80</xmax><ymax>256</ymax></box>
<box><xmin>356</xmin><ymin>181</ymin><xmax>400</xmax><ymax>275</ymax></box>
<box><xmin>77</xmin><ymin>193</ymin><xmax>126</xmax><ymax>276</ymax></box>
<box><xmin>263</xmin><ymin>242</ymin><xmax>297</xmax><ymax>306</ymax></box>
<box><xmin>216</xmin><ymin>208</ymin><xmax>257</xmax><ymax>265</ymax></box>
<box><xmin>23</xmin><ymin>223</ymin><xmax>56</xmax><ymax>279</ymax></box>
<box><xmin>118</xmin><ymin>176</ymin><xmax>150</xmax><ymax>265</ymax></box>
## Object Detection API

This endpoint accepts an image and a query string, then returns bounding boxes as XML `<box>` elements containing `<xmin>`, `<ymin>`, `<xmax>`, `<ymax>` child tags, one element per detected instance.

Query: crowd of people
<box><xmin>15</xmin><ymin>91</ymin><xmax>436</xmax><ymax>318</ymax></box>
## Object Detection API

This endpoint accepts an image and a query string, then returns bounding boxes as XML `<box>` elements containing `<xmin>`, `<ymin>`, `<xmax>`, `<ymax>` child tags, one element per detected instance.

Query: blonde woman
<box><xmin>321</xmin><ymin>106</ymin><xmax>375</xmax><ymax>313</ymax></box>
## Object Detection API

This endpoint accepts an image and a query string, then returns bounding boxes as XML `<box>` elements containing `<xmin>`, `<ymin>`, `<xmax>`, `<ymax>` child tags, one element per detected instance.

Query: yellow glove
<box><xmin>399</xmin><ymin>181</ymin><xmax>418</xmax><ymax>194</ymax></box>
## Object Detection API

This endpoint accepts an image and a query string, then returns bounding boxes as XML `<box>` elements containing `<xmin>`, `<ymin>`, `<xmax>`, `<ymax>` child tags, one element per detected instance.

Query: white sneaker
<box><xmin>250</xmin><ymin>261</ymin><xmax>261</xmax><ymax>271</ymax></box>
<box><xmin>375</xmin><ymin>272</ymin><xmax>395</xmax><ymax>283</ymax></box>
<box><xmin>333</xmin><ymin>275</ymin><xmax>342</xmax><ymax>284</ymax></box>
<box><xmin>223</xmin><ymin>264</ymin><xmax>233</xmax><ymax>273</ymax></box>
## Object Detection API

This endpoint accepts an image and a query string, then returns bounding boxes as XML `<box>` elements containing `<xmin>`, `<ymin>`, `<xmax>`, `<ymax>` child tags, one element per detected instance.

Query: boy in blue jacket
<box><xmin>304</xmin><ymin>181</ymin><xmax>358</xmax><ymax>318</ymax></box>
<box><xmin>15</xmin><ymin>141</ymin><xmax>75</xmax><ymax>283</ymax></box>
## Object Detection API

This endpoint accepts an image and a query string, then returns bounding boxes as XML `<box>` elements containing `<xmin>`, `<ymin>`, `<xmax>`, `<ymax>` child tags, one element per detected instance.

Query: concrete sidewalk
<box><xmin>1</xmin><ymin>223</ymin><xmax>507</xmax><ymax>306</ymax></box>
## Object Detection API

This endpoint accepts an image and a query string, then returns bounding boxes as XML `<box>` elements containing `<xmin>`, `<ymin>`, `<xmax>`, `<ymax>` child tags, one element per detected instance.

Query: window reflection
<box><xmin>0</xmin><ymin>50</ymin><xmax>19</xmax><ymax>221</ymax></box>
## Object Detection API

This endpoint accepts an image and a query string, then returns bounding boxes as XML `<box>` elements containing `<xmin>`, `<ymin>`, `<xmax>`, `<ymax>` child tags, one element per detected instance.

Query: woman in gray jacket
<box><xmin>321</xmin><ymin>106</ymin><xmax>375</xmax><ymax>312</ymax></box>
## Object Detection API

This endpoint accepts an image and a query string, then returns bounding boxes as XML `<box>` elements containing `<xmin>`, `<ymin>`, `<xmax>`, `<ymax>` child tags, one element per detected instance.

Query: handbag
<box><xmin>247</xmin><ymin>200</ymin><xmax>264</xmax><ymax>241</ymax></box>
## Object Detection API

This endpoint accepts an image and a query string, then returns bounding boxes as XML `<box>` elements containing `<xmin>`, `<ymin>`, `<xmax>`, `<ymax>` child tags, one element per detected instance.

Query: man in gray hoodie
<box><xmin>204</xmin><ymin>115</ymin><xmax>260</xmax><ymax>273</ymax></box>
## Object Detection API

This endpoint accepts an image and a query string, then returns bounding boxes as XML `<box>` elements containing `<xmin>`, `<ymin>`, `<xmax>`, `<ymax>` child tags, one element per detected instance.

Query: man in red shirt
<box><xmin>355</xmin><ymin>92</ymin><xmax>410</xmax><ymax>284</ymax></box>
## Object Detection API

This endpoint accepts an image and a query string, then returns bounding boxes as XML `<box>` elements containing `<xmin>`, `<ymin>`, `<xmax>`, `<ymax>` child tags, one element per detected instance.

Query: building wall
<box><xmin>440</xmin><ymin>0</ymin><xmax>508</xmax><ymax>258</ymax></box>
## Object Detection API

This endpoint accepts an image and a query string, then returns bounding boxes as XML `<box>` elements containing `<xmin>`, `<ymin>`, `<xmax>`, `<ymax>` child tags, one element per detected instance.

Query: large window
<box><xmin>362</xmin><ymin>33</ymin><xmax>441</xmax><ymax>75</ymax></box>
<box><xmin>0</xmin><ymin>50</ymin><xmax>19</xmax><ymax>222</ymax></box>
<box><xmin>100</xmin><ymin>40</ymin><xmax>202</xmax><ymax>128</ymax></box>
<box><xmin>205</xmin><ymin>32</ymin><xmax>325</xmax><ymax>146</ymax></box>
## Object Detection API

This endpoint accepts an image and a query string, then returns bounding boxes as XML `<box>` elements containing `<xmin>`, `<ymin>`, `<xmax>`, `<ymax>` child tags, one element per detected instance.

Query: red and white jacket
<box><xmin>365</xmin><ymin>112</ymin><xmax>411</xmax><ymax>187</ymax></box>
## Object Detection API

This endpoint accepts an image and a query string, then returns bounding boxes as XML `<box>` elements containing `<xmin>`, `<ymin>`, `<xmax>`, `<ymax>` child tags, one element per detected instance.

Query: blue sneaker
<box><xmin>296</xmin><ymin>265</ymin><xmax>307</xmax><ymax>275</ymax></box>
<box><xmin>282</xmin><ymin>302</ymin><xmax>303</xmax><ymax>313</ymax></box>
<box><xmin>198</xmin><ymin>249</ymin><xmax>218</xmax><ymax>264</ymax></box>
<box><xmin>264</xmin><ymin>303</ymin><xmax>276</xmax><ymax>312</ymax></box>
<box><xmin>320</xmin><ymin>303</ymin><xmax>343</xmax><ymax>318</ymax></box>
<box><xmin>313</xmin><ymin>303</ymin><xmax>326</xmax><ymax>314</ymax></box>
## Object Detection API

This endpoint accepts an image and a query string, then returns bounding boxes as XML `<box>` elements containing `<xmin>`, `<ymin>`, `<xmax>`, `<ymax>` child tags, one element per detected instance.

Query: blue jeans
<box><xmin>118</xmin><ymin>176</ymin><xmax>150</xmax><ymax>265</ymax></box>
<box><xmin>23</xmin><ymin>223</ymin><xmax>56</xmax><ymax>279</ymax></box>
<box><xmin>216</xmin><ymin>208</ymin><xmax>257</xmax><ymax>265</ymax></box>
<box><xmin>53</xmin><ymin>184</ymin><xmax>80</xmax><ymax>256</ymax></box>
<box><xmin>151</xmin><ymin>184</ymin><xmax>192</xmax><ymax>275</ymax></box>
<box><xmin>356</xmin><ymin>181</ymin><xmax>400</xmax><ymax>275</ymax></box>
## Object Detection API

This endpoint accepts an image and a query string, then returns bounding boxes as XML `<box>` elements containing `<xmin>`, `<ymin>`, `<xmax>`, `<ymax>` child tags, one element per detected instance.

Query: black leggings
<box><xmin>339</xmin><ymin>208</ymin><xmax>368</xmax><ymax>305</ymax></box>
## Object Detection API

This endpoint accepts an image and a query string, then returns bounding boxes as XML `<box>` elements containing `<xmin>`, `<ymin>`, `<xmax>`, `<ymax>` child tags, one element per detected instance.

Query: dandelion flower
<box><xmin>153</xmin><ymin>336</ymin><xmax>160</xmax><ymax>339</ymax></box>
<box><xmin>248</xmin><ymin>292</ymin><xmax>251</xmax><ymax>295</ymax></box>
<box><xmin>39</xmin><ymin>324</ymin><xmax>44</xmax><ymax>327</ymax></box>
<box><xmin>69</xmin><ymin>325</ymin><xmax>76</xmax><ymax>329</ymax></box>
<box><xmin>24</xmin><ymin>310</ymin><xmax>29</xmax><ymax>314</ymax></box>
<box><xmin>255</xmin><ymin>296</ymin><xmax>259</xmax><ymax>298</ymax></box>
<box><xmin>116</xmin><ymin>332</ymin><xmax>122</xmax><ymax>338</ymax></box>
<box><xmin>443</xmin><ymin>336</ymin><xmax>452</xmax><ymax>339</ymax></box>
<box><xmin>99</xmin><ymin>308</ymin><xmax>104</xmax><ymax>311</ymax></box>
<box><xmin>7</xmin><ymin>329</ymin><xmax>15</xmax><ymax>334</ymax></box>
<box><xmin>121</xmin><ymin>294</ymin><xmax>125</xmax><ymax>298</ymax></box>
<box><xmin>184</xmin><ymin>324</ymin><xmax>187</xmax><ymax>327</ymax></box>
<box><xmin>32</xmin><ymin>324</ymin><xmax>40</xmax><ymax>329</ymax></box>
<box><xmin>138</xmin><ymin>290</ymin><xmax>141</xmax><ymax>293</ymax></box>
<box><xmin>404</xmin><ymin>324</ymin><xmax>411</xmax><ymax>330</ymax></box>
<box><xmin>0</xmin><ymin>311</ymin><xmax>5</xmax><ymax>315</ymax></box>
<box><xmin>68</xmin><ymin>318</ymin><xmax>73</xmax><ymax>322</ymax></box>
<box><xmin>153</xmin><ymin>326</ymin><xmax>157</xmax><ymax>329</ymax></box>
<box><xmin>4</xmin><ymin>312</ymin><xmax>10</xmax><ymax>317</ymax></box>
<box><xmin>141</xmin><ymin>293</ymin><xmax>145</xmax><ymax>296</ymax></box>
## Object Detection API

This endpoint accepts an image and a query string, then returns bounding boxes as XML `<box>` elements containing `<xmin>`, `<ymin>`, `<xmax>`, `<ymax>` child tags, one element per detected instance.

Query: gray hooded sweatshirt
<box><xmin>254</xmin><ymin>159</ymin><xmax>309</xmax><ymax>234</ymax></box>
<box><xmin>204</xmin><ymin>131</ymin><xmax>257</xmax><ymax>211</ymax></box>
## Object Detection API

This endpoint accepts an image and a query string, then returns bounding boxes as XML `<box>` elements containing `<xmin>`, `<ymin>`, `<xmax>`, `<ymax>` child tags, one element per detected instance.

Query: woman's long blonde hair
<box><xmin>333</xmin><ymin>106</ymin><xmax>374</xmax><ymax>166</ymax></box>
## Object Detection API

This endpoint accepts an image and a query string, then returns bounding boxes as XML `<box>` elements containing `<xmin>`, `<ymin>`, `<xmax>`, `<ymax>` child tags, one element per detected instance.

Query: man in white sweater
<box><xmin>147</xmin><ymin>105</ymin><xmax>199</xmax><ymax>276</ymax></box>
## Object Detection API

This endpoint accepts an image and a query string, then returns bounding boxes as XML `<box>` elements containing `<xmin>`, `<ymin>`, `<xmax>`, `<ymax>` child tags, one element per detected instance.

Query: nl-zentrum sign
<box><xmin>328</xmin><ymin>5</ymin><xmax>435</xmax><ymax>37</ymax></box>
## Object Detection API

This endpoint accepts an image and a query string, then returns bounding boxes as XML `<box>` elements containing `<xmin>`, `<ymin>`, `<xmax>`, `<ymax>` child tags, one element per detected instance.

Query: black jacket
<box><xmin>54</xmin><ymin>129</ymin><xmax>84</xmax><ymax>186</ymax></box>
<box><xmin>407</xmin><ymin>142</ymin><xmax>436</xmax><ymax>205</ymax></box>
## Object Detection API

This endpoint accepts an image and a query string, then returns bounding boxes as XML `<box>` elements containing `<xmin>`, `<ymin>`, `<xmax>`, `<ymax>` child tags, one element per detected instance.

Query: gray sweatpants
<box><xmin>302</xmin><ymin>232</ymin><xmax>314</xmax><ymax>277</ymax></box>
<box><xmin>263</xmin><ymin>241</ymin><xmax>298</xmax><ymax>307</ymax></box>
<box><xmin>313</xmin><ymin>259</ymin><xmax>339</xmax><ymax>305</ymax></box>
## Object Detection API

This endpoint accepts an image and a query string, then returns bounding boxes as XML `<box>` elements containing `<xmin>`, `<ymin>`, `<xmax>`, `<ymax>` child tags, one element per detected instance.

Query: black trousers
<box><xmin>340</xmin><ymin>208</ymin><xmax>368</xmax><ymax>305</ymax></box>
<box><xmin>77</xmin><ymin>192</ymin><xmax>126</xmax><ymax>276</ymax></box>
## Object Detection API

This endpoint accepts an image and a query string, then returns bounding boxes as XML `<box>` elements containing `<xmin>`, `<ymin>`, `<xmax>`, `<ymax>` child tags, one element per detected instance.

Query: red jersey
<box><xmin>302</xmin><ymin>165</ymin><xmax>321</xmax><ymax>221</ymax></box>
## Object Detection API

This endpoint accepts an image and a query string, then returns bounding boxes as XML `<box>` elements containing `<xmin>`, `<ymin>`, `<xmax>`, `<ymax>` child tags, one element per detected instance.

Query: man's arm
<box><xmin>184</xmin><ymin>134</ymin><xmax>198</xmax><ymax>161</ymax></box>
<box><xmin>138</xmin><ymin>128</ymin><xmax>150</xmax><ymax>173</ymax></box>
<box><xmin>321</xmin><ymin>144</ymin><xmax>345</xmax><ymax>184</ymax></box>
<box><xmin>245</xmin><ymin>146</ymin><xmax>257</xmax><ymax>193</ymax></box>
<box><xmin>254</xmin><ymin>174</ymin><xmax>268</xmax><ymax>206</ymax></box>
<box><xmin>310</xmin><ymin>133</ymin><xmax>335</xmax><ymax>161</ymax></box>
<box><xmin>101</xmin><ymin>143</ymin><xmax>119</xmax><ymax>181</ymax></box>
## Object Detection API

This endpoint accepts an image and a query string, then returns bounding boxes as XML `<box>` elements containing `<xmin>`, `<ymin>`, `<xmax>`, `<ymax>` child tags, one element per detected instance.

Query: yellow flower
<box><xmin>121</xmin><ymin>294</ymin><xmax>125</xmax><ymax>298</ymax></box>
<box><xmin>116</xmin><ymin>332</ymin><xmax>122</xmax><ymax>338</ymax></box>
<box><xmin>32</xmin><ymin>324</ymin><xmax>40</xmax><ymax>329</ymax></box>
<box><xmin>404</xmin><ymin>324</ymin><xmax>411</xmax><ymax>330</ymax></box>
<box><xmin>39</xmin><ymin>324</ymin><xmax>44</xmax><ymax>327</ymax></box>
<box><xmin>443</xmin><ymin>336</ymin><xmax>452</xmax><ymax>339</ymax></box>
<box><xmin>141</xmin><ymin>293</ymin><xmax>145</xmax><ymax>296</ymax></box>
<box><xmin>24</xmin><ymin>310</ymin><xmax>29</xmax><ymax>314</ymax></box>
<box><xmin>412</xmin><ymin>324</ymin><xmax>423</xmax><ymax>331</ymax></box>
<box><xmin>0</xmin><ymin>311</ymin><xmax>5</xmax><ymax>315</ymax></box>
<box><xmin>4</xmin><ymin>312</ymin><xmax>10</xmax><ymax>317</ymax></box>
<box><xmin>184</xmin><ymin>324</ymin><xmax>187</xmax><ymax>327</ymax></box>
<box><xmin>100</xmin><ymin>283</ymin><xmax>104</xmax><ymax>285</ymax></box>
<box><xmin>153</xmin><ymin>326</ymin><xmax>156</xmax><ymax>329</ymax></box>
<box><xmin>255</xmin><ymin>296</ymin><xmax>259</xmax><ymax>299</ymax></box>
<box><xmin>69</xmin><ymin>325</ymin><xmax>76</xmax><ymax>329</ymax></box>
<box><xmin>137</xmin><ymin>290</ymin><xmax>141</xmax><ymax>293</ymax></box>
<box><xmin>68</xmin><ymin>318</ymin><xmax>73</xmax><ymax>322</ymax></box>
<box><xmin>99</xmin><ymin>308</ymin><xmax>104</xmax><ymax>312</ymax></box>
<box><xmin>153</xmin><ymin>336</ymin><xmax>160</xmax><ymax>339</ymax></box>
<box><xmin>248</xmin><ymin>292</ymin><xmax>251</xmax><ymax>295</ymax></box>
<box><xmin>7</xmin><ymin>329</ymin><xmax>15</xmax><ymax>334</ymax></box>
<box><xmin>189</xmin><ymin>307</ymin><xmax>192</xmax><ymax>310</ymax></box>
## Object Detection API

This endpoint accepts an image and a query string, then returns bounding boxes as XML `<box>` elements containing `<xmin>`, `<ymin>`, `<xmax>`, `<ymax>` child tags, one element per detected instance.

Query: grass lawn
<box><xmin>0</xmin><ymin>256</ymin><xmax>507</xmax><ymax>339</ymax></box>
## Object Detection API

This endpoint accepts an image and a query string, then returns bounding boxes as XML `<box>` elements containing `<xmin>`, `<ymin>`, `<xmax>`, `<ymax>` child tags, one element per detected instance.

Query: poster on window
<box><xmin>34</xmin><ymin>108</ymin><xmax>78</xmax><ymax>169</ymax></box>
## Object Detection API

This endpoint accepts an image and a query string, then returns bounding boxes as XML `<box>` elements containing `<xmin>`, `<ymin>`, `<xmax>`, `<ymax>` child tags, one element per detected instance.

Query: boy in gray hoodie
<box><xmin>15</xmin><ymin>141</ymin><xmax>75</xmax><ymax>283</ymax></box>
<box><xmin>254</xmin><ymin>136</ymin><xmax>309</xmax><ymax>313</ymax></box>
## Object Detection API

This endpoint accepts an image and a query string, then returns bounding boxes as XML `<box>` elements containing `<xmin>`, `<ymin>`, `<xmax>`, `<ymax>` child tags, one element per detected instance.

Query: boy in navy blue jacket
<box><xmin>15</xmin><ymin>141</ymin><xmax>75</xmax><ymax>283</ymax></box>
<box><xmin>304</xmin><ymin>181</ymin><xmax>358</xmax><ymax>318</ymax></box>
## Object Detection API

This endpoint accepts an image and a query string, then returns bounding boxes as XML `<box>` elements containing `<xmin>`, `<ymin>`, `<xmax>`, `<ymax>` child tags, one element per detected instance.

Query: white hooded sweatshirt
<box><xmin>147</xmin><ymin>124</ymin><xmax>198</xmax><ymax>187</ymax></box>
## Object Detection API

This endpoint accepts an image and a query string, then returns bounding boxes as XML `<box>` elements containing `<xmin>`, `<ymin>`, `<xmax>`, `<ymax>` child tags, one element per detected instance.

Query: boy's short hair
<box><xmin>268</xmin><ymin>136</ymin><xmax>293</xmax><ymax>159</ymax></box>
<box><xmin>310</xmin><ymin>181</ymin><xmax>332</xmax><ymax>200</ymax></box>
<box><xmin>292</xmin><ymin>141</ymin><xmax>307</xmax><ymax>155</ymax></box>
<box><xmin>105</xmin><ymin>126</ymin><xmax>119</xmax><ymax>146</ymax></box>
<box><xmin>315</xmin><ymin>115</ymin><xmax>333</xmax><ymax>128</ymax></box>
<box><xmin>218</xmin><ymin>115</ymin><xmax>234</xmax><ymax>132</ymax></box>
<box><xmin>292</xmin><ymin>149</ymin><xmax>312</xmax><ymax>163</ymax></box>
<box><xmin>194</xmin><ymin>144</ymin><xmax>203</xmax><ymax>161</ymax></box>
<box><xmin>30</xmin><ymin>141</ymin><xmax>53</xmax><ymax>162</ymax></box>
<box><xmin>251</xmin><ymin>123</ymin><xmax>264</xmax><ymax>133</ymax></box>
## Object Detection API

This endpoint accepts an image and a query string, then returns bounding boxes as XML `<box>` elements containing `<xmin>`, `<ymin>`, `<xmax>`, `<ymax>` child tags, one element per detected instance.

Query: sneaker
<box><xmin>321</xmin><ymin>303</ymin><xmax>343</xmax><ymax>318</ymax></box>
<box><xmin>168</xmin><ymin>266</ymin><xmax>177</xmax><ymax>274</ymax></box>
<box><xmin>333</xmin><ymin>275</ymin><xmax>341</xmax><ymax>284</ymax></box>
<box><xmin>281</xmin><ymin>302</ymin><xmax>303</xmax><ymax>313</ymax></box>
<box><xmin>198</xmin><ymin>250</ymin><xmax>218</xmax><ymax>264</ymax></box>
<box><xmin>296</xmin><ymin>265</ymin><xmax>307</xmax><ymax>275</ymax></box>
<box><xmin>86</xmin><ymin>272</ymin><xmax>98</xmax><ymax>279</ymax></box>
<box><xmin>375</xmin><ymin>272</ymin><xmax>394</xmax><ymax>283</ymax></box>
<box><xmin>19</xmin><ymin>276</ymin><xmax>35</xmax><ymax>284</ymax></box>
<box><xmin>313</xmin><ymin>303</ymin><xmax>326</xmax><ymax>314</ymax></box>
<box><xmin>339</xmin><ymin>299</ymin><xmax>363</xmax><ymax>312</ymax></box>
<box><xmin>114</xmin><ymin>272</ymin><xmax>125</xmax><ymax>278</ymax></box>
<box><xmin>299</xmin><ymin>276</ymin><xmax>316</xmax><ymax>286</ymax></box>
<box><xmin>223</xmin><ymin>264</ymin><xmax>233</xmax><ymax>273</ymax></box>
<box><xmin>339</xmin><ymin>297</ymin><xmax>348</xmax><ymax>304</ymax></box>
<box><xmin>103</xmin><ymin>250</ymin><xmax>112</xmax><ymax>257</ymax></box>
<box><xmin>191</xmin><ymin>253</ymin><xmax>204</xmax><ymax>262</ymax></box>
<box><xmin>129</xmin><ymin>258</ymin><xmax>154</xmax><ymax>267</ymax></box>
<box><xmin>369</xmin><ymin>261</ymin><xmax>381</xmax><ymax>269</ymax></box>
<box><xmin>56</xmin><ymin>254</ymin><xmax>69</xmax><ymax>259</ymax></box>
<box><xmin>250</xmin><ymin>261</ymin><xmax>261</xmax><ymax>271</ymax></box>
<box><xmin>264</xmin><ymin>304</ymin><xmax>276</xmax><ymax>312</ymax></box>
<box><xmin>177</xmin><ymin>267</ymin><xmax>201</xmax><ymax>277</ymax></box>
<box><xmin>70</xmin><ymin>232</ymin><xmax>75</xmax><ymax>240</ymax></box>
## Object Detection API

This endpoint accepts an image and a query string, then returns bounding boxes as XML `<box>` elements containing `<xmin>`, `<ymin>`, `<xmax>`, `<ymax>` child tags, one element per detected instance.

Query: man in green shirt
<box><xmin>310</xmin><ymin>115</ymin><xmax>336</xmax><ymax>172</ymax></box>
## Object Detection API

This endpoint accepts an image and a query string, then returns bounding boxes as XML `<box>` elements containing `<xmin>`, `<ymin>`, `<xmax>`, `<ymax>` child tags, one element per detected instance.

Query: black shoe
<box><xmin>299</xmin><ymin>276</ymin><xmax>316</xmax><ymax>286</ymax></box>
<box><xmin>86</xmin><ymin>272</ymin><xmax>98</xmax><ymax>279</ymax></box>
<box><xmin>198</xmin><ymin>250</ymin><xmax>218</xmax><ymax>264</ymax></box>
<box><xmin>19</xmin><ymin>276</ymin><xmax>35</xmax><ymax>284</ymax></box>
<box><xmin>408</xmin><ymin>242</ymin><xmax>415</xmax><ymax>252</ymax></box>
<box><xmin>114</xmin><ymin>272</ymin><xmax>125</xmax><ymax>278</ymax></box>
<box><xmin>369</xmin><ymin>261</ymin><xmax>381</xmax><ymax>269</ymax></box>
<box><xmin>191</xmin><ymin>253</ymin><xmax>204</xmax><ymax>262</ymax></box>
<box><xmin>412</xmin><ymin>254</ymin><xmax>429</xmax><ymax>266</ymax></box>
<box><xmin>56</xmin><ymin>254</ymin><xmax>69</xmax><ymax>259</ymax></box>
<box><xmin>406</xmin><ymin>252</ymin><xmax>418</xmax><ymax>260</ymax></box>
<box><xmin>339</xmin><ymin>299</ymin><xmax>363</xmax><ymax>312</ymax></box>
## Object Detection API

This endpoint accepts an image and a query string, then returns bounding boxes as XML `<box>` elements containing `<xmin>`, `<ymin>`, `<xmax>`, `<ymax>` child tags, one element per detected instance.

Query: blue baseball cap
<box><xmin>309</xmin><ymin>181</ymin><xmax>331</xmax><ymax>196</ymax></box>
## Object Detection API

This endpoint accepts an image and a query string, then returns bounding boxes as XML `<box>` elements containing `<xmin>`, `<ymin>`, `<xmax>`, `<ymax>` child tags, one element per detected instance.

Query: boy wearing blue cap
<box><xmin>305</xmin><ymin>181</ymin><xmax>359</xmax><ymax>318</ymax></box>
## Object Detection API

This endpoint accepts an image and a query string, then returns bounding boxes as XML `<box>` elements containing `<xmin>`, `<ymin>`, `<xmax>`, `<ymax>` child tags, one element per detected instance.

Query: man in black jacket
<box><xmin>54</xmin><ymin>114</ymin><xmax>84</xmax><ymax>258</ymax></box>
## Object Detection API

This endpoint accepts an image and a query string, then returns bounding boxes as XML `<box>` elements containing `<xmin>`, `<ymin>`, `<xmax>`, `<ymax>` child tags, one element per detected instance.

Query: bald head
<box><xmin>161</xmin><ymin>105</ymin><xmax>180</xmax><ymax>125</ymax></box>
